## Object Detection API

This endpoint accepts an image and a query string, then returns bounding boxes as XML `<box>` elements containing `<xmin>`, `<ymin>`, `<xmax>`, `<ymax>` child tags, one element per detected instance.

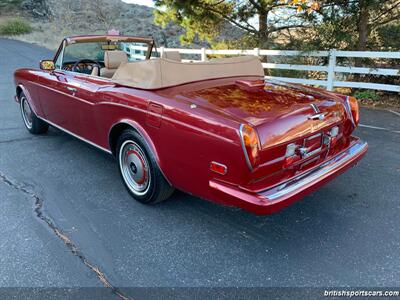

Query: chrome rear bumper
<box><xmin>210</xmin><ymin>138</ymin><xmax>368</xmax><ymax>215</ymax></box>
<box><xmin>261</xmin><ymin>139</ymin><xmax>368</xmax><ymax>201</ymax></box>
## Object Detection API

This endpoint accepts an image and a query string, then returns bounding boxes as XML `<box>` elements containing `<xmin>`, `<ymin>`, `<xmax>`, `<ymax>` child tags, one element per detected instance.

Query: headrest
<box><xmin>104</xmin><ymin>50</ymin><xmax>128</xmax><ymax>69</ymax></box>
<box><xmin>161</xmin><ymin>51</ymin><xmax>181</xmax><ymax>62</ymax></box>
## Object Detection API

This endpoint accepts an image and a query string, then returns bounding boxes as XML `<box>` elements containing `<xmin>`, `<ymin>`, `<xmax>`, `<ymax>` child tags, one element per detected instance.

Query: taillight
<box><xmin>239</xmin><ymin>124</ymin><xmax>261</xmax><ymax>170</ymax></box>
<box><xmin>347</xmin><ymin>96</ymin><xmax>359</xmax><ymax>126</ymax></box>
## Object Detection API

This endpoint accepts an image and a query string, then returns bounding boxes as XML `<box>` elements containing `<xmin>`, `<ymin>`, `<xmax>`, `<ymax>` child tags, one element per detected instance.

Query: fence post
<box><xmin>201</xmin><ymin>47</ymin><xmax>207</xmax><ymax>61</ymax></box>
<box><xmin>254</xmin><ymin>48</ymin><xmax>260</xmax><ymax>57</ymax></box>
<box><xmin>327</xmin><ymin>49</ymin><xmax>336</xmax><ymax>91</ymax></box>
<box><xmin>160</xmin><ymin>46</ymin><xmax>165</xmax><ymax>57</ymax></box>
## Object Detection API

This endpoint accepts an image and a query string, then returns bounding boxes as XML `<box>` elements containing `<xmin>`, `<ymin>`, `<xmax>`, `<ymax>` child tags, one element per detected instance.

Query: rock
<box><xmin>21</xmin><ymin>0</ymin><xmax>52</xmax><ymax>19</ymax></box>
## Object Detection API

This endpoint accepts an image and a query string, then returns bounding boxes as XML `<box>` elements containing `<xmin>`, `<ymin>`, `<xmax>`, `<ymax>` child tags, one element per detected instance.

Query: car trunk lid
<box><xmin>181</xmin><ymin>79</ymin><xmax>347</xmax><ymax>149</ymax></box>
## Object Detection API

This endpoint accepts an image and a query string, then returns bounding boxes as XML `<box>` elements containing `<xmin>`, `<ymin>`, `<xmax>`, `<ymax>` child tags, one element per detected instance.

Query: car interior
<box><xmin>60</xmin><ymin>41</ymin><xmax>263</xmax><ymax>90</ymax></box>
<box><xmin>91</xmin><ymin>50</ymin><xmax>129</xmax><ymax>78</ymax></box>
<box><xmin>76</xmin><ymin>50</ymin><xmax>182</xmax><ymax>78</ymax></box>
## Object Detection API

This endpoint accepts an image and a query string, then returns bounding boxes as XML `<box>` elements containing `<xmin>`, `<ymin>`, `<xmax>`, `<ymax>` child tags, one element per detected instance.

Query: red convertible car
<box><xmin>13</xmin><ymin>35</ymin><xmax>367</xmax><ymax>215</ymax></box>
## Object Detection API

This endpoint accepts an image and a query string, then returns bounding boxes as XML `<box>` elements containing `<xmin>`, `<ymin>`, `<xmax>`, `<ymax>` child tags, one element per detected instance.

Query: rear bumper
<box><xmin>210</xmin><ymin>137</ymin><xmax>368</xmax><ymax>215</ymax></box>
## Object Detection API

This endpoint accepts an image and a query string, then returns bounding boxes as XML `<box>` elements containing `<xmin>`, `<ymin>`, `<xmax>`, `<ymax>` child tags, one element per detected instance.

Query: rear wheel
<box><xmin>117</xmin><ymin>129</ymin><xmax>174</xmax><ymax>204</ymax></box>
<box><xmin>20</xmin><ymin>92</ymin><xmax>48</xmax><ymax>134</ymax></box>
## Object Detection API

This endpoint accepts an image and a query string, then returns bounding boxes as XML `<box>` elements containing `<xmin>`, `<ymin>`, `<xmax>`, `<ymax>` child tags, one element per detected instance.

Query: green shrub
<box><xmin>0</xmin><ymin>19</ymin><xmax>32</xmax><ymax>36</ymax></box>
<box><xmin>353</xmin><ymin>90</ymin><xmax>379</xmax><ymax>101</ymax></box>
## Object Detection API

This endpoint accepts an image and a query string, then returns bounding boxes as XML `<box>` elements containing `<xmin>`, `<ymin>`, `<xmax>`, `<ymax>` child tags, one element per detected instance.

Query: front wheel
<box><xmin>117</xmin><ymin>129</ymin><xmax>174</xmax><ymax>204</ymax></box>
<box><xmin>19</xmin><ymin>92</ymin><xmax>48</xmax><ymax>134</ymax></box>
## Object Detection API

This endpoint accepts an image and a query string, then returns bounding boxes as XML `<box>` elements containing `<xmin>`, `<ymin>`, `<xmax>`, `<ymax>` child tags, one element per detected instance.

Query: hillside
<box><xmin>0</xmin><ymin>0</ymin><xmax>242</xmax><ymax>49</ymax></box>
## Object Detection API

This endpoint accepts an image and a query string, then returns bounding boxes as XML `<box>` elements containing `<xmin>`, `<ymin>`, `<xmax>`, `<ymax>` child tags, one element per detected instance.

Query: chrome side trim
<box><xmin>38</xmin><ymin>117</ymin><xmax>112</xmax><ymax>154</ymax></box>
<box><xmin>262</xmin><ymin>140</ymin><xmax>368</xmax><ymax>200</ymax></box>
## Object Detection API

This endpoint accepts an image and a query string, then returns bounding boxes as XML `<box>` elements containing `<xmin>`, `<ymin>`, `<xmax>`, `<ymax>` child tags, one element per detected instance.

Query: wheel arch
<box><xmin>16</xmin><ymin>85</ymin><xmax>23</xmax><ymax>100</ymax></box>
<box><xmin>16</xmin><ymin>84</ymin><xmax>40</xmax><ymax>115</ymax></box>
<box><xmin>108</xmin><ymin>119</ymin><xmax>171</xmax><ymax>185</ymax></box>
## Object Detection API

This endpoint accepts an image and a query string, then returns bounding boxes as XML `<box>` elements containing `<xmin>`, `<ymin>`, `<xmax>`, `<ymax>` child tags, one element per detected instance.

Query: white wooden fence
<box><xmin>128</xmin><ymin>46</ymin><xmax>400</xmax><ymax>92</ymax></box>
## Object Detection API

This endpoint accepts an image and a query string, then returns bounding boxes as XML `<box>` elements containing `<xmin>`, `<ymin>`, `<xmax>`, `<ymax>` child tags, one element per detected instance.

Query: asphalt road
<box><xmin>0</xmin><ymin>38</ymin><xmax>399</xmax><ymax>299</ymax></box>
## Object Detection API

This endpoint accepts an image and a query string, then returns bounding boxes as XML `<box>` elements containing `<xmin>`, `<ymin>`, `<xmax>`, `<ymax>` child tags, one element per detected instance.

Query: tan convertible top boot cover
<box><xmin>111</xmin><ymin>55</ymin><xmax>264</xmax><ymax>90</ymax></box>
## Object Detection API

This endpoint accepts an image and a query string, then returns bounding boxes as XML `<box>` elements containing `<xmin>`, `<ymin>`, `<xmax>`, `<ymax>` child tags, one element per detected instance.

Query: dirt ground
<box><xmin>360</xmin><ymin>97</ymin><xmax>400</xmax><ymax>112</ymax></box>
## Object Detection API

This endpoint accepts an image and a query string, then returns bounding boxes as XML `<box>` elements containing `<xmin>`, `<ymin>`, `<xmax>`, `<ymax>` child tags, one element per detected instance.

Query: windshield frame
<box><xmin>53</xmin><ymin>35</ymin><xmax>154</xmax><ymax>70</ymax></box>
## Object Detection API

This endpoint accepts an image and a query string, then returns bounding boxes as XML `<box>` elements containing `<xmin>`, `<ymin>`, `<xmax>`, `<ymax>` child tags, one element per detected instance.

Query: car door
<box><xmin>76</xmin><ymin>76</ymin><xmax>116</xmax><ymax>145</ymax></box>
<box><xmin>37</xmin><ymin>70</ymin><xmax>85</xmax><ymax>136</ymax></box>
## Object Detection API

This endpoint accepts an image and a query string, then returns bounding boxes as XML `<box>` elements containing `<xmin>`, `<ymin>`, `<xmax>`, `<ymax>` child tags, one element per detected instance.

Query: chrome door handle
<box><xmin>66</xmin><ymin>87</ymin><xmax>77</xmax><ymax>93</ymax></box>
<box><xmin>308</xmin><ymin>113</ymin><xmax>326</xmax><ymax>120</ymax></box>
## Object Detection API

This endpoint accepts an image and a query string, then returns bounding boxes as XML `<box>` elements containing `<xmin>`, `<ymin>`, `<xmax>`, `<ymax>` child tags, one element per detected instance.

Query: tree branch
<box><xmin>371</xmin><ymin>0</ymin><xmax>400</xmax><ymax>23</ymax></box>
<box><xmin>374</xmin><ymin>13</ymin><xmax>400</xmax><ymax>27</ymax></box>
<box><xmin>269</xmin><ymin>23</ymin><xmax>310</xmax><ymax>33</ymax></box>
<box><xmin>248</xmin><ymin>0</ymin><xmax>263</xmax><ymax>11</ymax></box>
<box><xmin>199</xmin><ymin>3</ymin><xmax>258</xmax><ymax>34</ymax></box>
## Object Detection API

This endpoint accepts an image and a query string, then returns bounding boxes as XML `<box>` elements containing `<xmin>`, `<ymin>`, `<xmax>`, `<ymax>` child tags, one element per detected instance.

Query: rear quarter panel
<box><xmin>94</xmin><ymin>85</ymin><xmax>249</xmax><ymax>204</ymax></box>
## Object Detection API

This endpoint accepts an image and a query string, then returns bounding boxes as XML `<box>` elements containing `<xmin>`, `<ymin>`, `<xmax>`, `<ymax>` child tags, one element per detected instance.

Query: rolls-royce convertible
<box><xmin>13</xmin><ymin>34</ymin><xmax>367</xmax><ymax>215</ymax></box>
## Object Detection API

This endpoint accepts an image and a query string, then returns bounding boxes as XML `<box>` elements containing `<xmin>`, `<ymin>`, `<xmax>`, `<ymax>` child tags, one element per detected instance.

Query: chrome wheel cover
<box><xmin>119</xmin><ymin>140</ymin><xmax>151</xmax><ymax>196</ymax></box>
<box><xmin>21</xmin><ymin>96</ymin><xmax>33</xmax><ymax>129</ymax></box>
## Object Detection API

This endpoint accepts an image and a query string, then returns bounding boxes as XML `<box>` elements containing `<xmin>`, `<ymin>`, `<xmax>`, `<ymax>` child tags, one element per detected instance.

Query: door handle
<box><xmin>66</xmin><ymin>87</ymin><xmax>77</xmax><ymax>93</ymax></box>
<box><xmin>308</xmin><ymin>113</ymin><xmax>326</xmax><ymax>120</ymax></box>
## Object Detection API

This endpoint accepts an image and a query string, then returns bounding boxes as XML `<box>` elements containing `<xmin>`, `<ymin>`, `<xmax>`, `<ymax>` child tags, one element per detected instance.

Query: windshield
<box><xmin>63</xmin><ymin>41</ymin><xmax>152</xmax><ymax>63</ymax></box>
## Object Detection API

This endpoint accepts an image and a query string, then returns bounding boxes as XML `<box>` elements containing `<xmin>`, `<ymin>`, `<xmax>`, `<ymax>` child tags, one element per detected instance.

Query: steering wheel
<box><xmin>72</xmin><ymin>59</ymin><xmax>101</xmax><ymax>76</ymax></box>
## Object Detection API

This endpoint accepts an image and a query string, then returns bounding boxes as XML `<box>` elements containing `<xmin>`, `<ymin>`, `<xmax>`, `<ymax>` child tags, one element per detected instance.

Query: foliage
<box><xmin>376</xmin><ymin>23</ymin><xmax>400</xmax><ymax>50</ymax></box>
<box><xmin>0</xmin><ymin>19</ymin><xmax>32</xmax><ymax>35</ymax></box>
<box><xmin>154</xmin><ymin>0</ymin><xmax>400</xmax><ymax>51</ymax></box>
<box><xmin>154</xmin><ymin>0</ymin><xmax>320</xmax><ymax>48</ymax></box>
<box><xmin>287</xmin><ymin>0</ymin><xmax>400</xmax><ymax>51</ymax></box>
<box><xmin>211</xmin><ymin>35</ymin><xmax>259</xmax><ymax>50</ymax></box>
<box><xmin>353</xmin><ymin>90</ymin><xmax>379</xmax><ymax>101</ymax></box>
<box><xmin>153</xmin><ymin>1</ymin><xmax>399</xmax><ymax>99</ymax></box>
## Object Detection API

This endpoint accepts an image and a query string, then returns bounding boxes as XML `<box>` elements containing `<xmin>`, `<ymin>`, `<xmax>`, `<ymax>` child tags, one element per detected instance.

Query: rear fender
<box><xmin>109</xmin><ymin>119</ymin><xmax>172</xmax><ymax>185</ymax></box>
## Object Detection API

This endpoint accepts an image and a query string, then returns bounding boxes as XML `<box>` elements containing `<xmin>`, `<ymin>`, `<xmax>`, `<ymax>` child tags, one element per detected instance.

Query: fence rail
<box><xmin>128</xmin><ymin>46</ymin><xmax>400</xmax><ymax>92</ymax></box>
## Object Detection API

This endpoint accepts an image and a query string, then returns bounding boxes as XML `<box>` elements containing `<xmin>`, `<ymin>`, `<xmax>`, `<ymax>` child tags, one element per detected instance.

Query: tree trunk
<box><xmin>357</xmin><ymin>0</ymin><xmax>369</xmax><ymax>51</ymax></box>
<box><xmin>258</xmin><ymin>10</ymin><xmax>268</xmax><ymax>48</ymax></box>
<box><xmin>356</xmin><ymin>0</ymin><xmax>370</xmax><ymax>67</ymax></box>
<box><xmin>353</xmin><ymin>0</ymin><xmax>371</xmax><ymax>75</ymax></box>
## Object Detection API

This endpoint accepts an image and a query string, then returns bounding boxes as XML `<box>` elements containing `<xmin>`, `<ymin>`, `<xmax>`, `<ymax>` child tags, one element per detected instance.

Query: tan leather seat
<box><xmin>100</xmin><ymin>50</ymin><xmax>128</xmax><ymax>78</ymax></box>
<box><xmin>161</xmin><ymin>50</ymin><xmax>181</xmax><ymax>62</ymax></box>
<box><xmin>91</xmin><ymin>66</ymin><xmax>99</xmax><ymax>76</ymax></box>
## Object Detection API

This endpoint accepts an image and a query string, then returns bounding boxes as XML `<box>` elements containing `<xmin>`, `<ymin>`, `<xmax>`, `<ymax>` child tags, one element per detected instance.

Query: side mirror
<box><xmin>40</xmin><ymin>60</ymin><xmax>55</xmax><ymax>71</ymax></box>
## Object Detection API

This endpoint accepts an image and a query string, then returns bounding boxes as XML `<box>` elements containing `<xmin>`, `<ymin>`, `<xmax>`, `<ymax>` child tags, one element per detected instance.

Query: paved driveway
<box><xmin>0</xmin><ymin>38</ymin><xmax>399</xmax><ymax>299</ymax></box>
